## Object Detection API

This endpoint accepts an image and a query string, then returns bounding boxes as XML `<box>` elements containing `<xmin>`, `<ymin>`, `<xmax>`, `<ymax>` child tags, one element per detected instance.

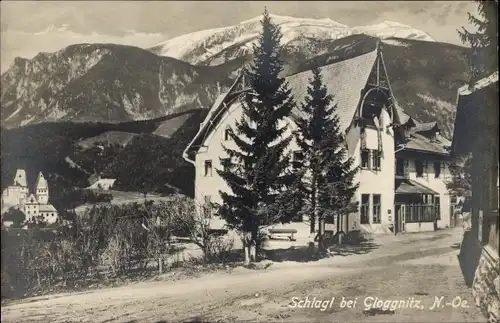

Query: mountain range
<box><xmin>149</xmin><ymin>15</ymin><xmax>435</xmax><ymax>65</ymax></box>
<box><xmin>0</xmin><ymin>15</ymin><xmax>471</xmax><ymax>196</ymax></box>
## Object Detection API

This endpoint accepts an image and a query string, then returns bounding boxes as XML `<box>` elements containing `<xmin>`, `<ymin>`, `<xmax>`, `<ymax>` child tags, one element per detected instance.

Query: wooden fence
<box><xmin>402</xmin><ymin>204</ymin><xmax>437</xmax><ymax>223</ymax></box>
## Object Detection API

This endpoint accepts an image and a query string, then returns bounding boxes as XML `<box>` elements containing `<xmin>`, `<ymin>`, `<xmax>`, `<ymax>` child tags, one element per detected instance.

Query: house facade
<box><xmin>183</xmin><ymin>44</ymin><xmax>454</xmax><ymax>235</ymax></box>
<box><xmin>452</xmin><ymin>71</ymin><xmax>499</xmax><ymax>322</ymax></box>
<box><xmin>1</xmin><ymin>169</ymin><xmax>59</xmax><ymax>225</ymax></box>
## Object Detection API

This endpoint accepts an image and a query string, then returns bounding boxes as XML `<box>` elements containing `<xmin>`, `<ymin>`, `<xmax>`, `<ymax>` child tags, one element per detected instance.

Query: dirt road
<box><xmin>2</xmin><ymin>227</ymin><xmax>485</xmax><ymax>323</ymax></box>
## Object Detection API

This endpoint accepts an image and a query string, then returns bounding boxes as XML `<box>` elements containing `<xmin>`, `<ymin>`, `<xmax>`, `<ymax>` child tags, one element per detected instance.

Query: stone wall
<box><xmin>472</xmin><ymin>245</ymin><xmax>500</xmax><ymax>323</ymax></box>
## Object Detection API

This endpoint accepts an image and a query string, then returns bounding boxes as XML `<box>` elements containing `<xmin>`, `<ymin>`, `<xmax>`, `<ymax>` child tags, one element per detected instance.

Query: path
<box><xmin>2</xmin><ymin>227</ymin><xmax>485</xmax><ymax>323</ymax></box>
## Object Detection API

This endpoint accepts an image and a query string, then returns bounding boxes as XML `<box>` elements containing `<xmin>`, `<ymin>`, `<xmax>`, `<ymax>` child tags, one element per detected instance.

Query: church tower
<box><xmin>35</xmin><ymin>172</ymin><xmax>49</xmax><ymax>204</ymax></box>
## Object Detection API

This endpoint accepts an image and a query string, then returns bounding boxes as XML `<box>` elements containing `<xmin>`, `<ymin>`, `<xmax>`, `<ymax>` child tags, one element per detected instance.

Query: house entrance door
<box><xmin>395</xmin><ymin>204</ymin><xmax>405</xmax><ymax>234</ymax></box>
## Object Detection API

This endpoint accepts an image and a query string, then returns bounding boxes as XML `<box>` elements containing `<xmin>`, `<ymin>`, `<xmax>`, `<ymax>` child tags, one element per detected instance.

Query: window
<box><xmin>372</xmin><ymin>194</ymin><xmax>381</xmax><ymax>224</ymax></box>
<box><xmin>325</xmin><ymin>212</ymin><xmax>335</xmax><ymax>224</ymax></box>
<box><xmin>361</xmin><ymin>150</ymin><xmax>369</xmax><ymax>169</ymax></box>
<box><xmin>435</xmin><ymin>196</ymin><xmax>441</xmax><ymax>220</ymax></box>
<box><xmin>224</xmin><ymin>126</ymin><xmax>232</xmax><ymax>141</ymax></box>
<box><xmin>204</xmin><ymin>160</ymin><xmax>213</xmax><ymax>177</ymax></box>
<box><xmin>415</xmin><ymin>160</ymin><xmax>424</xmax><ymax>177</ymax></box>
<box><xmin>361</xmin><ymin>194</ymin><xmax>370</xmax><ymax>224</ymax></box>
<box><xmin>372</xmin><ymin>150</ymin><xmax>381</xmax><ymax>170</ymax></box>
<box><xmin>396</xmin><ymin>158</ymin><xmax>405</xmax><ymax>175</ymax></box>
<box><xmin>292</xmin><ymin>151</ymin><xmax>304</xmax><ymax>170</ymax></box>
<box><xmin>434</xmin><ymin>161</ymin><xmax>441</xmax><ymax>178</ymax></box>
<box><xmin>220</xmin><ymin>158</ymin><xmax>230</xmax><ymax>171</ymax></box>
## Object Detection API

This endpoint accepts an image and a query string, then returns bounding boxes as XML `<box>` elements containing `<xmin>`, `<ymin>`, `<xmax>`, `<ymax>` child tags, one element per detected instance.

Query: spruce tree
<box><xmin>295</xmin><ymin>65</ymin><xmax>359</xmax><ymax>251</ymax></box>
<box><xmin>458</xmin><ymin>0</ymin><xmax>498</xmax><ymax>81</ymax></box>
<box><xmin>216</xmin><ymin>9</ymin><xmax>300</xmax><ymax>264</ymax></box>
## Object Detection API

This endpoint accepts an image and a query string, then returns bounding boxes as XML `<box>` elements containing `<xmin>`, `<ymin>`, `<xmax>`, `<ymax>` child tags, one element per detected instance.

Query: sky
<box><xmin>0</xmin><ymin>1</ymin><xmax>479</xmax><ymax>72</ymax></box>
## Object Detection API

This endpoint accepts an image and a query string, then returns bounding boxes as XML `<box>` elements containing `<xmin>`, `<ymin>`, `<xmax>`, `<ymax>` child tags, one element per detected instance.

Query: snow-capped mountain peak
<box><xmin>351</xmin><ymin>20</ymin><xmax>435</xmax><ymax>42</ymax></box>
<box><xmin>149</xmin><ymin>15</ymin><xmax>435</xmax><ymax>65</ymax></box>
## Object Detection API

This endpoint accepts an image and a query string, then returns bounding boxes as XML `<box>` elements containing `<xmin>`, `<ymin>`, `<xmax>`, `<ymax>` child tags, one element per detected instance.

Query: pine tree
<box><xmin>458</xmin><ymin>0</ymin><xmax>498</xmax><ymax>81</ymax></box>
<box><xmin>295</xmin><ymin>65</ymin><xmax>359</xmax><ymax>252</ymax></box>
<box><xmin>216</xmin><ymin>9</ymin><xmax>300</xmax><ymax>264</ymax></box>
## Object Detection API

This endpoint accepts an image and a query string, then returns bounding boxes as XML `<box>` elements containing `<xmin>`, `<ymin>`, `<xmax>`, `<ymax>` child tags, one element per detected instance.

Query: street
<box><xmin>2</xmin><ymin>227</ymin><xmax>486</xmax><ymax>323</ymax></box>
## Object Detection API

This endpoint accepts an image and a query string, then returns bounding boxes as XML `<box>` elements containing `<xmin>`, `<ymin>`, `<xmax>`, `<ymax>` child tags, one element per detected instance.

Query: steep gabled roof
<box><xmin>286</xmin><ymin>49</ymin><xmax>379</xmax><ymax>132</ymax></box>
<box><xmin>26</xmin><ymin>194</ymin><xmax>38</xmax><ymax>204</ymax></box>
<box><xmin>35</xmin><ymin>172</ymin><xmax>48</xmax><ymax>190</ymax></box>
<box><xmin>13</xmin><ymin>169</ymin><xmax>27</xmax><ymax>187</ymax></box>
<box><xmin>183</xmin><ymin>49</ymin><xmax>379</xmax><ymax>162</ymax></box>
<box><xmin>451</xmin><ymin>71</ymin><xmax>499</xmax><ymax>157</ymax></box>
<box><xmin>394</xmin><ymin>106</ymin><xmax>416</xmax><ymax>127</ymax></box>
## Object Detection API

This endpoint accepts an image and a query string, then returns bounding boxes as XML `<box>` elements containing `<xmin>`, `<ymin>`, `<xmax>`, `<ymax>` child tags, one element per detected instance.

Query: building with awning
<box><xmin>183</xmin><ymin>43</ymin><xmax>456</xmax><ymax>236</ymax></box>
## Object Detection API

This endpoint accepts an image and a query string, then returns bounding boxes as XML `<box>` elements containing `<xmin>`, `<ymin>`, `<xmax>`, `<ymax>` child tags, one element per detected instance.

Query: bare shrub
<box><xmin>1</xmin><ymin>196</ymin><xmax>210</xmax><ymax>298</ymax></box>
<box><xmin>206</xmin><ymin>236</ymin><xmax>235</xmax><ymax>263</ymax></box>
<box><xmin>178</xmin><ymin>200</ymin><xmax>236</xmax><ymax>264</ymax></box>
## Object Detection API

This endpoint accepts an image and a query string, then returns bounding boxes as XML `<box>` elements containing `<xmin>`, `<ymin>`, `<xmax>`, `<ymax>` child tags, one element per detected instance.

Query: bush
<box><xmin>1</xmin><ymin>197</ymin><xmax>196</xmax><ymax>298</ymax></box>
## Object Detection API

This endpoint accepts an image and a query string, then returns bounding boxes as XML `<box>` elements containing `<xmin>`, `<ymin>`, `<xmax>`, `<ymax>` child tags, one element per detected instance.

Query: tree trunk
<box><xmin>318</xmin><ymin>216</ymin><xmax>326</xmax><ymax>253</ymax></box>
<box><xmin>243</xmin><ymin>231</ymin><xmax>252</xmax><ymax>265</ymax></box>
<box><xmin>244</xmin><ymin>246</ymin><xmax>251</xmax><ymax>265</ymax></box>
<box><xmin>337</xmin><ymin>213</ymin><xmax>342</xmax><ymax>244</ymax></box>
<box><xmin>310</xmin><ymin>182</ymin><xmax>317</xmax><ymax>234</ymax></box>
<box><xmin>250</xmin><ymin>228</ymin><xmax>258</xmax><ymax>262</ymax></box>
<box><xmin>158</xmin><ymin>257</ymin><xmax>163</xmax><ymax>274</ymax></box>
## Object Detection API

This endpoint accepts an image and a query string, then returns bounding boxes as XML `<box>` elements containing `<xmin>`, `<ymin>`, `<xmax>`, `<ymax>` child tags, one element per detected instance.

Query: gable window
<box><xmin>361</xmin><ymin>150</ymin><xmax>370</xmax><ymax>169</ymax></box>
<box><xmin>204</xmin><ymin>160</ymin><xmax>213</xmax><ymax>177</ymax></box>
<box><xmin>372</xmin><ymin>194</ymin><xmax>381</xmax><ymax>224</ymax></box>
<box><xmin>292</xmin><ymin>151</ymin><xmax>304</xmax><ymax>170</ymax></box>
<box><xmin>224</xmin><ymin>126</ymin><xmax>232</xmax><ymax>141</ymax></box>
<box><xmin>433</xmin><ymin>161</ymin><xmax>441</xmax><ymax>178</ymax></box>
<box><xmin>361</xmin><ymin>194</ymin><xmax>370</xmax><ymax>224</ymax></box>
<box><xmin>372</xmin><ymin>150</ymin><xmax>381</xmax><ymax>170</ymax></box>
<box><xmin>415</xmin><ymin>160</ymin><xmax>424</xmax><ymax>177</ymax></box>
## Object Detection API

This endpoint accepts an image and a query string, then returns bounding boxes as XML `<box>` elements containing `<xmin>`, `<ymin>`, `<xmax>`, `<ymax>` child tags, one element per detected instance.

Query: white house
<box><xmin>87</xmin><ymin>177</ymin><xmax>116</xmax><ymax>191</ymax></box>
<box><xmin>183</xmin><ymin>45</ymin><xmax>455</xmax><ymax>235</ymax></box>
<box><xmin>1</xmin><ymin>169</ymin><xmax>29</xmax><ymax>212</ymax></box>
<box><xmin>1</xmin><ymin>170</ymin><xmax>59</xmax><ymax>225</ymax></box>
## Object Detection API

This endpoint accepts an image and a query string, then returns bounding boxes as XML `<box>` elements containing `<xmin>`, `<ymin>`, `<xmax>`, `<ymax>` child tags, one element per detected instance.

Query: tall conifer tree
<box><xmin>458</xmin><ymin>0</ymin><xmax>498</xmax><ymax>81</ymax></box>
<box><xmin>216</xmin><ymin>9</ymin><xmax>300</xmax><ymax>263</ymax></box>
<box><xmin>295</xmin><ymin>66</ymin><xmax>358</xmax><ymax>251</ymax></box>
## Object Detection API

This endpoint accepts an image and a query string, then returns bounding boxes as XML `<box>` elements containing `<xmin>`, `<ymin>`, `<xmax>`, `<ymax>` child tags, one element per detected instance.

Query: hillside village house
<box><xmin>86</xmin><ymin>177</ymin><xmax>116</xmax><ymax>191</ymax></box>
<box><xmin>183</xmin><ymin>45</ymin><xmax>455</xmax><ymax>236</ymax></box>
<box><xmin>1</xmin><ymin>169</ymin><xmax>59</xmax><ymax>226</ymax></box>
<box><xmin>452</xmin><ymin>71</ymin><xmax>499</xmax><ymax>320</ymax></box>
